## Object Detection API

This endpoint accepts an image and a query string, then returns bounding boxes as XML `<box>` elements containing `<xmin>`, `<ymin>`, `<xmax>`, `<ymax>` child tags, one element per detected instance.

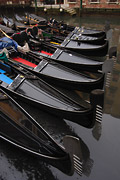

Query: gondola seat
<box><xmin>12</xmin><ymin>57</ymin><xmax>37</xmax><ymax>68</ymax></box>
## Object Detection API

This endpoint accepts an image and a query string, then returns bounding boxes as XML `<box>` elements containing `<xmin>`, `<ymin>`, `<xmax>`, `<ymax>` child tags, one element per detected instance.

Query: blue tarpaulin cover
<box><xmin>0</xmin><ymin>69</ymin><xmax>5</xmax><ymax>73</ymax></box>
<box><xmin>0</xmin><ymin>73</ymin><xmax>13</xmax><ymax>84</ymax></box>
<box><xmin>0</xmin><ymin>37</ymin><xmax>18</xmax><ymax>50</ymax></box>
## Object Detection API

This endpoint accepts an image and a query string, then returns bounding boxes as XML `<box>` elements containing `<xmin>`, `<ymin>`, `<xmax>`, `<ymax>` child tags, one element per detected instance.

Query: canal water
<box><xmin>0</xmin><ymin>13</ymin><xmax>120</xmax><ymax>180</ymax></box>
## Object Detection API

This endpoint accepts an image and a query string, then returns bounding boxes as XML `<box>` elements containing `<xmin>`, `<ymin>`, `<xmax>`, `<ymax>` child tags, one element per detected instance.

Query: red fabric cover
<box><xmin>12</xmin><ymin>57</ymin><xmax>37</xmax><ymax>68</ymax></box>
<box><xmin>41</xmin><ymin>51</ymin><xmax>53</xmax><ymax>56</ymax></box>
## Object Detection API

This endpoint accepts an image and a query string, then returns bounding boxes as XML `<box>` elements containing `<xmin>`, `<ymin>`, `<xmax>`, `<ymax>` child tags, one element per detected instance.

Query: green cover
<box><xmin>0</xmin><ymin>52</ymin><xmax>8</xmax><ymax>62</ymax></box>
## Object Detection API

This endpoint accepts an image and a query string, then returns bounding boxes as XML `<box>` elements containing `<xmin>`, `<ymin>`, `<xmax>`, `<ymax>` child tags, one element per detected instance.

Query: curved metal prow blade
<box><xmin>102</xmin><ymin>56</ymin><xmax>116</xmax><ymax>88</ymax></box>
<box><xmin>63</xmin><ymin>135</ymin><xmax>83</xmax><ymax>176</ymax></box>
<box><xmin>90</xmin><ymin>89</ymin><xmax>104</xmax><ymax>123</ymax></box>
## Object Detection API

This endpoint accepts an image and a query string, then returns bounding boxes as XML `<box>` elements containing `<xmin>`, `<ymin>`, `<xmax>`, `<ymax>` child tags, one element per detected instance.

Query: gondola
<box><xmin>16</xmin><ymin>14</ymin><xmax>106</xmax><ymax>45</ymax></box>
<box><xmin>29</xmin><ymin>24</ymin><xmax>106</xmax><ymax>45</ymax></box>
<box><xmin>0</xmin><ymin>24</ymin><xmax>15</xmax><ymax>35</ymax></box>
<box><xmin>51</xmin><ymin>30</ymin><xmax>106</xmax><ymax>45</ymax></box>
<box><xmin>6</xmin><ymin>46</ymin><xmax>104</xmax><ymax>92</ymax></box>
<box><xmin>2</xmin><ymin>16</ymin><xmax>108</xmax><ymax>56</ymax></box>
<box><xmin>44</xmin><ymin>38</ymin><xmax>108</xmax><ymax>57</ymax></box>
<box><xmin>16</xmin><ymin>13</ymin><xmax>49</xmax><ymax>30</ymax></box>
<box><xmin>2</xmin><ymin>16</ymin><xmax>28</xmax><ymax>31</ymax></box>
<box><xmin>25</xmin><ymin>13</ymin><xmax>47</xmax><ymax>25</ymax></box>
<box><xmin>0</xmin><ymin>35</ymin><xmax>105</xmax><ymax>92</ymax></box>
<box><xmin>48</xmin><ymin>18</ymin><xmax>106</xmax><ymax>37</ymax></box>
<box><xmin>0</xmin><ymin>25</ymin><xmax>105</xmax><ymax>73</ymax></box>
<box><xmin>24</xmin><ymin>13</ymin><xmax>47</xmax><ymax>26</ymax></box>
<box><xmin>0</xmin><ymin>59</ymin><xmax>104</xmax><ymax>128</ymax></box>
<box><xmin>14</xmin><ymin>14</ymin><xmax>38</xmax><ymax>26</ymax></box>
<box><xmin>14</xmin><ymin>14</ymin><xmax>29</xmax><ymax>24</ymax></box>
<box><xmin>66</xmin><ymin>28</ymin><xmax>106</xmax><ymax>44</ymax></box>
<box><xmin>0</xmin><ymin>88</ymin><xmax>82</xmax><ymax>175</ymax></box>
<box><xmin>37</xmin><ymin>23</ymin><xmax>106</xmax><ymax>45</ymax></box>
<box><xmin>24</xmin><ymin>26</ymin><xmax>109</xmax><ymax>57</ymax></box>
<box><xmin>12</xmin><ymin>30</ymin><xmax>106</xmax><ymax>72</ymax></box>
<box><xmin>28</xmin><ymin>13</ymin><xmax>106</xmax><ymax>37</ymax></box>
<box><xmin>74</xmin><ymin>26</ymin><xmax>106</xmax><ymax>37</ymax></box>
<box><xmin>33</xmin><ymin>48</ymin><xmax>104</xmax><ymax>72</ymax></box>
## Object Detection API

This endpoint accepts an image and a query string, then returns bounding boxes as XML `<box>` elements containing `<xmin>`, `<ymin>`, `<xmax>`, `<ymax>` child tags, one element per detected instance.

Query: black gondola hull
<box><xmin>29</xmin><ymin>46</ymin><xmax>104</xmax><ymax>73</ymax></box>
<box><xmin>0</xmin><ymin>62</ymin><xmax>96</xmax><ymax>128</ymax></box>
<box><xmin>0</xmin><ymin>89</ymin><xmax>73</xmax><ymax>175</ymax></box>
<box><xmin>30</xmin><ymin>68</ymin><xmax>105</xmax><ymax>93</ymax></box>
<box><xmin>1</xmin><ymin>84</ymin><xmax>95</xmax><ymax>128</ymax></box>
<box><xmin>7</xmin><ymin>48</ymin><xmax>105</xmax><ymax>92</ymax></box>
<box><xmin>28</xmin><ymin>13</ymin><xmax>106</xmax><ymax>37</ymax></box>
<box><xmin>57</xmin><ymin>39</ymin><xmax>109</xmax><ymax>57</ymax></box>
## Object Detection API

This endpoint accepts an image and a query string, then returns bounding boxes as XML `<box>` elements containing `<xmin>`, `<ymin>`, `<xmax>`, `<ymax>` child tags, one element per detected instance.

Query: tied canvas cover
<box><xmin>0</xmin><ymin>37</ymin><xmax>18</xmax><ymax>50</ymax></box>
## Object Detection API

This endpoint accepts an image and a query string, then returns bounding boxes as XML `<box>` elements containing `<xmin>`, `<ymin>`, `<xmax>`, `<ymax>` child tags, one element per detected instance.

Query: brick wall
<box><xmin>0</xmin><ymin>0</ymin><xmax>31</xmax><ymax>5</ymax></box>
<box><xmin>69</xmin><ymin>0</ymin><xmax>120</xmax><ymax>9</ymax></box>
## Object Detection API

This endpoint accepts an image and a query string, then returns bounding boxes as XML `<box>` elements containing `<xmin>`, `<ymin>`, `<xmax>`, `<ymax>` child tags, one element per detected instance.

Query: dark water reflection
<box><xmin>0</xmin><ymin>13</ymin><xmax>120</xmax><ymax>180</ymax></box>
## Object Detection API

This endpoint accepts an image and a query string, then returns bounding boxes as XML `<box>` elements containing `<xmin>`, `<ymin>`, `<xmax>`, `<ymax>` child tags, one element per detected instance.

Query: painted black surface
<box><xmin>0</xmin><ymin>89</ymin><xmax>72</xmax><ymax>175</ymax></box>
<box><xmin>0</xmin><ymin>13</ymin><xmax>120</xmax><ymax>180</ymax></box>
<box><xmin>0</xmin><ymin>61</ymin><xmax>97</xmax><ymax>128</ymax></box>
<box><xmin>7</xmin><ymin>48</ymin><xmax>105</xmax><ymax>92</ymax></box>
